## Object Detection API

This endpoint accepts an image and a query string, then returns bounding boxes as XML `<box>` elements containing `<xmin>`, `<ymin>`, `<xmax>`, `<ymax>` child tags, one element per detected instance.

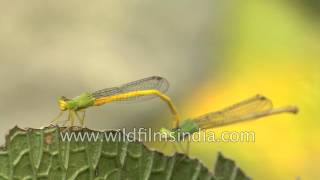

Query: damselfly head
<box><xmin>58</xmin><ymin>96</ymin><xmax>69</xmax><ymax>111</ymax></box>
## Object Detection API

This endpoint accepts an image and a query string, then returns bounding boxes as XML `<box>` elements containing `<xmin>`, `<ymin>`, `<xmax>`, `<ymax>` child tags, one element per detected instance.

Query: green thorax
<box><xmin>66</xmin><ymin>92</ymin><xmax>95</xmax><ymax>110</ymax></box>
<box><xmin>171</xmin><ymin>119</ymin><xmax>199</xmax><ymax>139</ymax></box>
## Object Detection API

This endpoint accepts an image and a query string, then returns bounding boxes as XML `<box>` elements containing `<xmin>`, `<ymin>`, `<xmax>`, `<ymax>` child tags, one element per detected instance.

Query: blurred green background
<box><xmin>0</xmin><ymin>1</ymin><xmax>319</xmax><ymax>179</ymax></box>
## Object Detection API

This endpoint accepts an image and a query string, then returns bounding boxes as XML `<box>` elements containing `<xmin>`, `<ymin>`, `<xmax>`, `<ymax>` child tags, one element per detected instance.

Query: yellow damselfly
<box><xmin>159</xmin><ymin>95</ymin><xmax>298</xmax><ymax>153</ymax></box>
<box><xmin>50</xmin><ymin>76</ymin><xmax>180</xmax><ymax>127</ymax></box>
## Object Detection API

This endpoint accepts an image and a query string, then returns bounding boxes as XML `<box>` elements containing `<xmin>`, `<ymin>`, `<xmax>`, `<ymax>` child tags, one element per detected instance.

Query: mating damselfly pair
<box><xmin>51</xmin><ymin>76</ymin><xmax>298</xmax><ymax>148</ymax></box>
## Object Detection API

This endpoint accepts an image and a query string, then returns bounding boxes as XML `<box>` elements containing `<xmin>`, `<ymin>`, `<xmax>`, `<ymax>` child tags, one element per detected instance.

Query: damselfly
<box><xmin>50</xmin><ymin>76</ymin><xmax>180</xmax><ymax>127</ymax></box>
<box><xmin>159</xmin><ymin>95</ymin><xmax>298</xmax><ymax>153</ymax></box>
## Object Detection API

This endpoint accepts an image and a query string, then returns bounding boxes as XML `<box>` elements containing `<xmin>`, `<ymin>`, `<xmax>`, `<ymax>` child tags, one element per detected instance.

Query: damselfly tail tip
<box><xmin>291</xmin><ymin>106</ymin><xmax>299</xmax><ymax>114</ymax></box>
<box><xmin>284</xmin><ymin>106</ymin><xmax>299</xmax><ymax>114</ymax></box>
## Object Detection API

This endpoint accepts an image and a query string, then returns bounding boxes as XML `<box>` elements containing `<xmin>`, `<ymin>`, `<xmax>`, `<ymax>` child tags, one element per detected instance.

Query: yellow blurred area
<box><xmin>183</xmin><ymin>1</ymin><xmax>320</xmax><ymax>180</ymax></box>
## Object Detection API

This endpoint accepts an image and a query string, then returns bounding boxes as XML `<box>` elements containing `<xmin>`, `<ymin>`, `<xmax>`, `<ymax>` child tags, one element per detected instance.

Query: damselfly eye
<box><xmin>59</xmin><ymin>96</ymin><xmax>69</xmax><ymax>101</ymax></box>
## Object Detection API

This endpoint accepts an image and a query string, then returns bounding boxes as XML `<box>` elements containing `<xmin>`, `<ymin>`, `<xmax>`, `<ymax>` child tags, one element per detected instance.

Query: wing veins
<box><xmin>194</xmin><ymin>95</ymin><xmax>273</xmax><ymax>128</ymax></box>
<box><xmin>91</xmin><ymin>76</ymin><xmax>169</xmax><ymax>102</ymax></box>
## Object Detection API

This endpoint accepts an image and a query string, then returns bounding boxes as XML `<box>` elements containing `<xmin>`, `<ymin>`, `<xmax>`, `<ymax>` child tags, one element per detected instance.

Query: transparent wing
<box><xmin>194</xmin><ymin>95</ymin><xmax>273</xmax><ymax>129</ymax></box>
<box><xmin>91</xmin><ymin>76</ymin><xmax>169</xmax><ymax>102</ymax></box>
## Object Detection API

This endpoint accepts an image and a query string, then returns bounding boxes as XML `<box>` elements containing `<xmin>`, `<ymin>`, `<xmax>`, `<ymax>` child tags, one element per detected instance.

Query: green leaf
<box><xmin>0</xmin><ymin>126</ymin><xmax>250</xmax><ymax>180</ymax></box>
<box><xmin>214</xmin><ymin>152</ymin><xmax>251</xmax><ymax>180</ymax></box>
